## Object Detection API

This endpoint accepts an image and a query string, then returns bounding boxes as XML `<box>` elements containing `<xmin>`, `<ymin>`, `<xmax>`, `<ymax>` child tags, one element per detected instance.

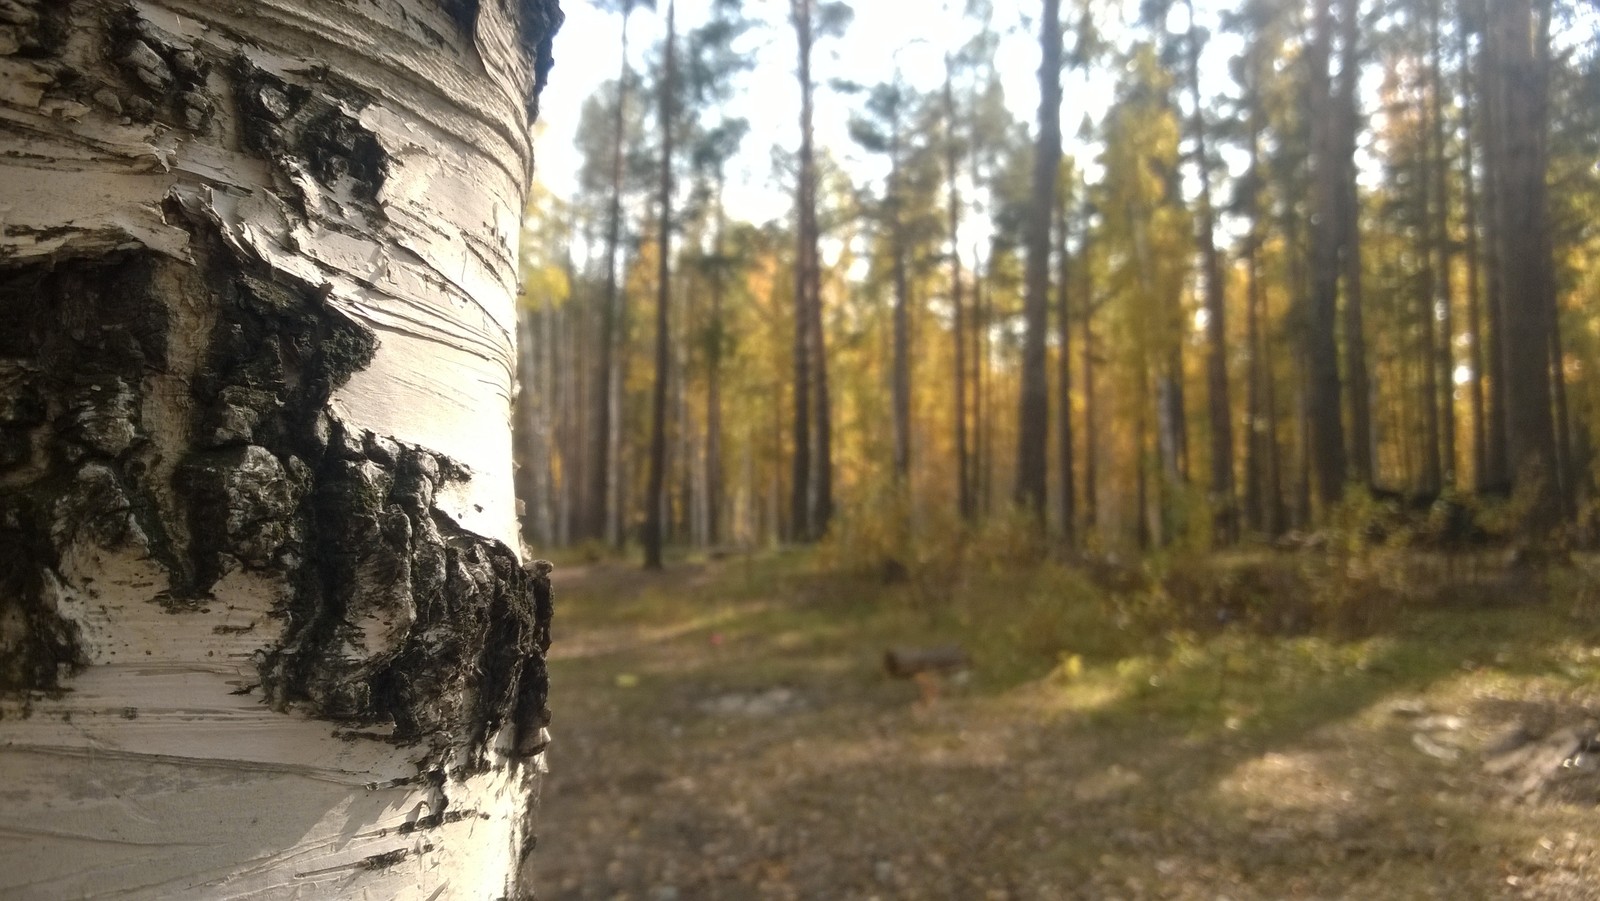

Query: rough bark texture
<box><xmin>0</xmin><ymin>0</ymin><xmax>560</xmax><ymax>896</ymax></box>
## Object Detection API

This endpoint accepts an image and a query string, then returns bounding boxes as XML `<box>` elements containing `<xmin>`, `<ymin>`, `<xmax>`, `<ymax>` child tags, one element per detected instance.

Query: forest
<box><xmin>515</xmin><ymin>0</ymin><xmax>1600</xmax><ymax>564</ymax></box>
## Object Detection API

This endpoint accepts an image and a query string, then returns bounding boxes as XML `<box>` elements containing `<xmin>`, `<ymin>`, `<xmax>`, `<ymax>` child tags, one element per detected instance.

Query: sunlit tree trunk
<box><xmin>0</xmin><ymin>1</ymin><xmax>560</xmax><ymax>896</ymax></box>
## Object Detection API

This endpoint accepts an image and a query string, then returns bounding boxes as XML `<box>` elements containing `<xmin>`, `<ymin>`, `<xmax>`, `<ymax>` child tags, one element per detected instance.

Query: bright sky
<box><xmin>533</xmin><ymin>1</ymin><xmax>1240</xmax><ymax>227</ymax></box>
<box><xmin>538</xmin><ymin>1</ymin><xmax>1035</xmax><ymax>225</ymax></box>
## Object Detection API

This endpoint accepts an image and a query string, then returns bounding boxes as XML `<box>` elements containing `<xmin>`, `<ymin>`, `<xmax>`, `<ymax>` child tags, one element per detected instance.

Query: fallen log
<box><xmin>883</xmin><ymin>644</ymin><xmax>970</xmax><ymax>679</ymax></box>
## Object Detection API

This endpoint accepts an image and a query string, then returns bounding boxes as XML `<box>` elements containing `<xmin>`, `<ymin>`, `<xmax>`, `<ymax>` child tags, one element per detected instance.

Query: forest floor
<box><xmin>524</xmin><ymin>551</ymin><xmax>1600</xmax><ymax>900</ymax></box>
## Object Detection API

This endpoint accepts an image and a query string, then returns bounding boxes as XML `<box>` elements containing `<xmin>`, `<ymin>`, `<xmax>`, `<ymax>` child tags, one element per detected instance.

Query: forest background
<box><xmin>512</xmin><ymin>0</ymin><xmax>1600</xmax><ymax>569</ymax></box>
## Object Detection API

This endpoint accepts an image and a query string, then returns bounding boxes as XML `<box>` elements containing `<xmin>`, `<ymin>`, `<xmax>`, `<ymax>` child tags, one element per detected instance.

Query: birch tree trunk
<box><xmin>0</xmin><ymin>0</ymin><xmax>561</xmax><ymax>896</ymax></box>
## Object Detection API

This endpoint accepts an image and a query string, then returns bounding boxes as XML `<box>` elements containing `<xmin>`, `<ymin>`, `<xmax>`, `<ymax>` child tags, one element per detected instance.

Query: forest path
<box><xmin>526</xmin><ymin>557</ymin><xmax>1600</xmax><ymax>900</ymax></box>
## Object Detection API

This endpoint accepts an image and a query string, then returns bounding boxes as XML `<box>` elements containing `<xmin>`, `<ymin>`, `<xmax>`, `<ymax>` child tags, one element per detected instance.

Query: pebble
<box><xmin>874</xmin><ymin>860</ymin><xmax>894</xmax><ymax>885</ymax></box>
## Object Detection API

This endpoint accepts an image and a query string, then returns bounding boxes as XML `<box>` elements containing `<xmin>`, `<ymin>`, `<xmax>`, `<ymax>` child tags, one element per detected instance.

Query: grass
<box><xmin>529</xmin><ymin>549</ymin><xmax>1600</xmax><ymax>900</ymax></box>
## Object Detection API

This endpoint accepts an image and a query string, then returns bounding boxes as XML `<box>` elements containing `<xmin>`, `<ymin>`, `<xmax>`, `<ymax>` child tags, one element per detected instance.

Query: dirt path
<box><xmin>526</xmin><ymin>561</ymin><xmax>1600</xmax><ymax>900</ymax></box>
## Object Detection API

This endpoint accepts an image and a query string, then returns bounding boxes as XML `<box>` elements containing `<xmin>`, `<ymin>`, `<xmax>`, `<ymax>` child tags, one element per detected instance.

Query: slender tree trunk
<box><xmin>1056</xmin><ymin>180</ymin><xmax>1076</xmax><ymax>544</ymax></box>
<box><xmin>0</xmin><ymin>2</ymin><xmax>559</xmax><ymax>896</ymax></box>
<box><xmin>589</xmin><ymin>9</ymin><xmax>635</xmax><ymax>543</ymax></box>
<box><xmin>1551</xmin><ymin>315</ymin><xmax>1575</xmax><ymax>516</ymax></box>
<box><xmin>1159</xmin><ymin>349</ymin><xmax>1187</xmax><ymax>489</ymax></box>
<box><xmin>564</xmin><ymin>272</ymin><xmax>587</xmax><ymax>543</ymax></box>
<box><xmin>972</xmin><ymin>249</ymin><xmax>985</xmax><ymax>515</ymax></box>
<box><xmin>572</xmin><ymin>230</ymin><xmax>594</xmax><ymax>542</ymax></box>
<box><xmin>1476</xmin><ymin>0</ymin><xmax>1511</xmax><ymax>490</ymax></box>
<box><xmin>1460</xmin><ymin>17</ymin><xmax>1489</xmax><ymax>490</ymax></box>
<box><xmin>1485</xmin><ymin>0</ymin><xmax>1560</xmax><ymax>529</ymax></box>
<box><xmin>541</xmin><ymin>275</ymin><xmax>561</xmax><ymax>544</ymax></box>
<box><xmin>609</xmin><ymin>254</ymin><xmax>631</xmax><ymax>547</ymax></box>
<box><xmin>1242</xmin><ymin>57</ymin><xmax>1267</xmax><ymax>533</ymax></box>
<box><xmin>946</xmin><ymin>70</ymin><xmax>973</xmax><ymax>523</ymax></box>
<box><xmin>1083</xmin><ymin>305</ymin><xmax>1100</xmax><ymax>536</ymax></box>
<box><xmin>1182</xmin><ymin>0</ymin><xmax>1235</xmax><ymax>543</ymax></box>
<box><xmin>1262</xmin><ymin>285</ymin><xmax>1286</xmax><ymax>536</ymax></box>
<box><xmin>1131</xmin><ymin>210</ymin><xmax>1186</xmax><ymax>497</ymax></box>
<box><xmin>1429</xmin><ymin>0</ymin><xmax>1457</xmax><ymax>487</ymax></box>
<box><xmin>1306</xmin><ymin>0</ymin><xmax>1349</xmax><ymax>507</ymax></box>
<box><xmin>790</xmin><ymin>0</ymin><xmax>831</xmax><ymax>539</ymax></box>
<box><xmin>1080</xmin><ymin>217</ymin><xmax>1100</xmax><ymax>536</ymax></box>
<box><xmin>645</xmin><ymin>0</ymin><xmax>677</xmax><ymax>570</ymax></box>
<box><xmin>678</xmin><ymin>278</ymin><xmax>697</xmax><ymax>544</ymax></box>
<box><xmin>1338</xmin><ymin>0</ymin><xmax>1373</xmax><ymax>490</ymax></box>
<box><xmin>1137</xmin><ymin>372</ymin><xmax>1153</xmax><ymax>549</ymax></box>
<box><xmin>515</xmin><ymin>304</ymin><xmax>554</xmax><ymax>547</ymax></box>
<box><xmin>789</xmin><ymin>0</ymin><xmax>813</xmax><ymax>541</ymax></box>
<box><xmin>1419</xmin><ymin>139</ymin><xmax>1444</xmax><ymax>494</ymax></box>
<box><xmin>706</xmin><ymin>185</ymin><xmax>727</xmax><ymax>546</ymax></box>
<box><xmin>1284</xmin><ymin>204</ymin><xmax>1314</xmax><ymax>530</ymax></box>
<box><xmin>891</xmin><ymin>127</ymin><xmax>911</xmax><ymax>482</ymax></box>
<box><xmin>557</xmin><ymin>298</ymin><xmax>574</xmax><ymax>543</ymax></box>
<box><xmin>1015</xmin><ymin>0</ymin><xmax>1062</xmax><ymax>519</ymax></box>
<box><xmin>1244</xmin><ymin>208</ymin><xmax>1265</xmax><ymax>533</ymax></box>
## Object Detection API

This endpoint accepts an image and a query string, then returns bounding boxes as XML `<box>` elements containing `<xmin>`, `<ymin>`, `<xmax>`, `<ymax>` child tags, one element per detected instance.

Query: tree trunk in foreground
<box><xmin>0</xmin><ymin>1</ymin><xmax>560</xmax><ymax>897</ymax></box>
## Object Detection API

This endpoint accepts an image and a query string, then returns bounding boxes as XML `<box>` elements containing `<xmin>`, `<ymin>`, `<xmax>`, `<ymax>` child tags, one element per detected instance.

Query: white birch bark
<box><xmin>0</xmin><ymin>0</ymin><xmax>561</xmax><ymax>897</ymax></box>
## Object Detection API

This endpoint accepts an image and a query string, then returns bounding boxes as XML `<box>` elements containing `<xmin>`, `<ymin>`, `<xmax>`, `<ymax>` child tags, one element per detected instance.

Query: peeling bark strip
<box><xmin>0</xmin><ymin>0</ymin><xmax>561</xmax><ymax>897</ymax></box>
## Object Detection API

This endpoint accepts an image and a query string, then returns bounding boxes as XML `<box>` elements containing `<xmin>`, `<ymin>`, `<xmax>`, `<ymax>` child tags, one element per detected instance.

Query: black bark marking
<box><xmin>0</xmin><ymin>253</ymin><xmax>173</xmax><ymax>691</ymax></box>
<box><xmin>233</xmin><ymin>61</ymin><xmax>389</xmax><ymax>211</ymax></box>
<box><xmin>518</xmin><ymin>0</ymin><xmax>564</xmax><ymax>119</ymax></box>
<box><xmin>5</xmin><ymin>0</ymin><xmax>70</xmax><ymax>60</ymax></box>
<box><xmin>0</xmin><ymin>237</ymin><xmax>552</xmax><ymax>774</ymax></box>
<box><xmin>109</xmin><ymin>8</ymin><xmax>214</xmax><ymax>131</ymax></box>
<box><xmin>437</xmin><ymin>0</ymin><xmax>564</xmax><ymax>117</ymax></box>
